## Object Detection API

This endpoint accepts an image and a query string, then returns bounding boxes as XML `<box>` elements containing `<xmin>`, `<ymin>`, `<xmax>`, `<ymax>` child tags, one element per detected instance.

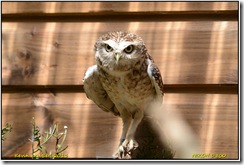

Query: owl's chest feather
<box><xmin>98</xmin><ymin>67</ymin><xmax>155</xmax><ymax>108</ymax></box>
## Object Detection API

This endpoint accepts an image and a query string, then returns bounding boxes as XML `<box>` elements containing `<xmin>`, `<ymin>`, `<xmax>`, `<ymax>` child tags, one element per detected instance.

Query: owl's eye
<box><xmin>105</xmin><ymin>44</ymin><xmax>113</xmax><ymax>52</ymax></box>
<box><xmin>124</xmin><ymin>45</ymin><xmax>134</xmax><ymax>54</ymax></box>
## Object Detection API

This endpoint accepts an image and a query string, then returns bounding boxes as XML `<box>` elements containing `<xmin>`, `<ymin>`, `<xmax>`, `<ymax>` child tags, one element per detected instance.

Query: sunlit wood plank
<box><xmin>2</xmin><ymin>22</ymin><xmax>238</xmax><ymax>85</ymax></box>
<box><xmin>2</xmin><ymin>2</ymin><xmax>238</xmax><ymax>14</ymax></box>
<box><xmin>2</xmin><ymin>93</ymin><xmax>238</xmax><ymax>159</ymax></box>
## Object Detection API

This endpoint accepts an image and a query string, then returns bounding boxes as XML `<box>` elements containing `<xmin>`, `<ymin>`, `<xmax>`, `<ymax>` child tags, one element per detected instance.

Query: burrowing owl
<box><xmin>83</xmin><ymin>31</ymin><xmax>164</xmax><ymax>159</ymax></box>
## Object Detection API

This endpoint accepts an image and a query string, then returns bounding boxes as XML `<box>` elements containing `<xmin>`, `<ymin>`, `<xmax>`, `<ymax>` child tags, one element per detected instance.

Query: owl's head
<box><xmin>94</xmin><ymin>31</ymin><xmax>147</xmax><ymax>73</ymax></box>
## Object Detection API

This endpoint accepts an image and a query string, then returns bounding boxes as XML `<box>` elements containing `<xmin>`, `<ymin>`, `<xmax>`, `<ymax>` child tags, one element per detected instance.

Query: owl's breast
<box><xmin>98</xmin><ymin>67</ymin><xmax>155</xmax><ymax>109</ymax></box>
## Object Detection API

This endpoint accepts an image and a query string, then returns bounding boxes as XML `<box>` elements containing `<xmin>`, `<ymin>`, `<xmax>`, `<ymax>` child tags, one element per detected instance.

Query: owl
<box><xmin>83</xmin><ymin>31</ymin><xmax>164</xmax><ymax>159</ymax></box>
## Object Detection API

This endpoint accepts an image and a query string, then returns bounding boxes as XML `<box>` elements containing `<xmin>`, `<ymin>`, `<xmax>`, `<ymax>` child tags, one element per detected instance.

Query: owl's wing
<box><xmin>147</xmin><ymin>58</ymin><xmax>164</xmax><ymax>102</ymax></box>
<box><xmin>83</xmin><ymin>65</ymin><xmax>120</xmax><ymax>116</ymax></box>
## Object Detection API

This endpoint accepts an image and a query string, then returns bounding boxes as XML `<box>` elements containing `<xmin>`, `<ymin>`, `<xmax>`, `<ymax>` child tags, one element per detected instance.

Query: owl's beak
<box><xmin>115</xmin><ymin>53</ymin><xmax>121</xmax><ymax>64</ymax></box>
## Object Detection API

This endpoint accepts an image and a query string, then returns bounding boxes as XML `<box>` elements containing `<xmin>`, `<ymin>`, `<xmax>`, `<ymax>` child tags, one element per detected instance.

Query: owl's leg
<box><xmin>113</xmin><ymin>110</ymin><xmax>132</xmax><ymax>159</ymax></box>
<box><xmin>121</xmin><ymin>110</ymin><xmax>144</xmax><ymax>154</ymax></box>
<box><xmin>120</xmin><ymin>112</ymin><xmax>132</xmax><ymax>145</ymax></box>
<box><xmin>127</xmin><ymin>110</ymin><xmax>144</xmax><ymax>139</ymax></box>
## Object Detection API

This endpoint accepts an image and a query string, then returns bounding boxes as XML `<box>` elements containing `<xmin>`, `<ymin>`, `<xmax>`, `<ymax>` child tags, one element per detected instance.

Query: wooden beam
<box><xmin>2</xmin><ymin>10</ymin><xmax>238</xmax><ymax>22</ymax></box>
<box><xmin>1</xmin><ymin>84</ymin><xmax>238</xmax><ymax>94</ymax></box>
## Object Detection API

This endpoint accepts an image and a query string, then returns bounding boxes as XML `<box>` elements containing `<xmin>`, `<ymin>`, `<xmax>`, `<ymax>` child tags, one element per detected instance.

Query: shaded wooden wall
<box><xmin>2</xmin><ymin>2</ymin><xmax>239</xmax><ymax>159</ymax></box>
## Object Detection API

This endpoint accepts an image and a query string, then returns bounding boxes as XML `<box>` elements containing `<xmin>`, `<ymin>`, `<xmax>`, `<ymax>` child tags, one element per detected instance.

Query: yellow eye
<box><xmin>105</xmin><ymin>44</ymin><xmax>113</xmax><ymax>52</ymax></box>
<box><xmin>124</xmin><ymin>45</ymin><xmax>134</xmax><ymax>54</ymax></box>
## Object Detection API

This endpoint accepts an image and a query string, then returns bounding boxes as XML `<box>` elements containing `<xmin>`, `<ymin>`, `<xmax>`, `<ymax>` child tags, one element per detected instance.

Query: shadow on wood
<box><xmin>132</xmin><ymin>116</ymin><xmax>174</xmax><ymax>159</ymax></box>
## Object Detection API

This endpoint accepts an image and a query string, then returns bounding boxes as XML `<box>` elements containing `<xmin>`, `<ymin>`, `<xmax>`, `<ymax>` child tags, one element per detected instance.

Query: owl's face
<box><xmin>94</xmin><ymin>31</ymin><xmax>147</xmax><ymax>73</ymax></box>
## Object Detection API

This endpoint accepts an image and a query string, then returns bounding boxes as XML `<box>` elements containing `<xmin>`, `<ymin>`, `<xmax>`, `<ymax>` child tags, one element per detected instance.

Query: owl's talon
<box><xmin>113</xmin><ymin>139</ymin><xmax>138</xmax><ymax>159</ymax></box>
<box><xmin>123</xmin><ymin>139</ymin><xmax>138</xmax><ymax>152</ymax></box>
<box><xmin>113</xmin><ymin>145</ymin><xmax>124</xmax><ymax>159</ymax></box>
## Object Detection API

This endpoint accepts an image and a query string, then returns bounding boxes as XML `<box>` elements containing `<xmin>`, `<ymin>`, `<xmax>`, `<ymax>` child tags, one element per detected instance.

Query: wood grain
<box><xmin>2</xmin><ymin>21</ymin><xmax>238</xmax><ymax>85</ymax></box>
<box><xmin>2</xmin><ymin>2</ymin><xmax>238</xmax><ymax>14</ymax></box>
<box><xmin>2</xmin><ymin>93</ymin><xmax>238</xmax><ymax>159</ymax></box>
